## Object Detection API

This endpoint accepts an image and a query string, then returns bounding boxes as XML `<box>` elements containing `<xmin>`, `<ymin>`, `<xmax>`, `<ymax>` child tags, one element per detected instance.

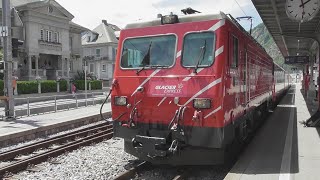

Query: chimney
<box><xmin>102</xmin><ymin>20</ymin><xmax>108</xmax><ymax>25</ymax></box>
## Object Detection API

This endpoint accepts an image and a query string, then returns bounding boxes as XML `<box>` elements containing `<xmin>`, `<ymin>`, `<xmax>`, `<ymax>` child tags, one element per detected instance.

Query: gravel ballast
<box><xmin>14</xmin><ymin>138</ymin><xmax>137</xmax><ymax>180</ymax></box>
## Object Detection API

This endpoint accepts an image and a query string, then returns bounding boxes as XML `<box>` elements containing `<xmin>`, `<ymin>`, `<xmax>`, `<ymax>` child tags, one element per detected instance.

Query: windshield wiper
<box><xmin>136</xmin><ymin>65</ymin><xmax>149</xmax><ymax>75</ymax></box>
<box><xmin>194</xmin><ymin>40</ymin><xmax>207</xmax><ymax>74</ymax></box>
<box><xmin>137</xmin><ymin>42</ymin><xmax>153</xmax><ymax>75</ymax></box>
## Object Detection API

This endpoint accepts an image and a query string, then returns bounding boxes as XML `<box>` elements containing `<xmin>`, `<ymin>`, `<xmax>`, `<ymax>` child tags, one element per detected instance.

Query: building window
<box><xmin>46</xmin><ymin>30</ymin><xmax>52</xmax><ymax>42</ymax></box>
<box><xmin>48</xmin><ymin>6</ymin><xmax>53</xmax><ymax>13</ymax></box>
<box><xmin>46</xmin><ymin>30</ymin><xmax>49</xmax><ymax>41</ymax></box>
<box><xmin>49</xmin><ymin>31</ymin><xmax>52</xmax><ymax>42</ymax></box>
<box><xmin>70</xmin><ymin>61</ymin><xmax>73</xmax><ymax>72</ymax></box>
<box><xmin>69</xmin><ymin>37</ymin><xmax>73</xmax><ymax>49</ymax></box>
<box><xmin>96</xmin><ymin>49</ymin><xmax>101</xmax><ymax>58</ymax></box>
<box><xmin>54</xmin><ymin>32</ymin><xmax>59</xmax><ymax>43</ymax></box>
<box><xmin>89</xmin><ymin>63</ymin><xmax>94</xmax><ymax>73</ymax></box>
<box><xmin>102</xmin><ymin>64</ymin><xmax>106</xmax><ymax>72</ymax></box>
<box><xmin>112</xmin><ymin>48</ymin><xmax>116</xmax><ymax>60</ymax></box>
<box><xmin>40</xmin><ymin>29</ymin><xmax>44</xmax><ymax>40</ymax></box>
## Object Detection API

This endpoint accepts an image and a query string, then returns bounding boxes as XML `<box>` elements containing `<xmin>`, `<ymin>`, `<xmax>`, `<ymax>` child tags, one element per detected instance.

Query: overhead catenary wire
<box><xmin>233</xmin><ymin>0</ymin><xmax>247</xmax><ymax>16</ymax></box>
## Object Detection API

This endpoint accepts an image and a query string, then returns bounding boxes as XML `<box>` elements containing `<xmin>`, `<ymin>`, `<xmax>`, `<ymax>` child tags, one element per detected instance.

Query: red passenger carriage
<box><xmin>110</xmin><ymin>12</ymin><xmax>290</xmax><ymax>165</ymax></box>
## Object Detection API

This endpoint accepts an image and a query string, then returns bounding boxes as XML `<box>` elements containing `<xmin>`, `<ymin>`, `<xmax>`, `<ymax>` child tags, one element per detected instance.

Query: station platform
<box><xmin>0</xmin><ymin>103</ymin><xmax>111</xmax><ymax>148</ymax></box>
<box><xmin>225</xmin><ymin>84</ymin><xmax>320</xmax><ymax>180</ymax></box>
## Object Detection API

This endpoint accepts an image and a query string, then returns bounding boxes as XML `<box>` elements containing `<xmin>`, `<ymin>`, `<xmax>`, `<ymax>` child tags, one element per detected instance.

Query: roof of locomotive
<box><xmin>123</xmin><ymin>12</ymin><xmax>278</xmax><ymax>69</ymax></box>
<box><xmin>124</xmin><ymin>12</ymin><xmax>228</xmax><ymax>29</ymax></box>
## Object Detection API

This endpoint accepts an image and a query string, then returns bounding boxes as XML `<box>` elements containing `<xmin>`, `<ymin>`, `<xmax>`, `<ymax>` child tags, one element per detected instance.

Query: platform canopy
<box><xmin>251</xmin><ymin>0</ymin><xmax>320</xmax><ymax>59</ymax></box>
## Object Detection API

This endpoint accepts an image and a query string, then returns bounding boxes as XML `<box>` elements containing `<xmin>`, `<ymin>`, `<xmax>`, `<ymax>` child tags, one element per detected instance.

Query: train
<box><xmin>109</xmin><ymin>11</ymin><xmax>291</xmax><ymax>165</ymax></box>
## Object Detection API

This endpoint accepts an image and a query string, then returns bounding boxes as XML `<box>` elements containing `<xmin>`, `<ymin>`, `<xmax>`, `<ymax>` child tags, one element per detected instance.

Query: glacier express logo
<box><xmin>154</xmin><ymin>84</ymin><xmax>183</xmax><ymax>94</ymax></box>
<box><xmin>155</xmin><ymin>85</ymin><xmax>176</xmax><ymax>90</ymax></box>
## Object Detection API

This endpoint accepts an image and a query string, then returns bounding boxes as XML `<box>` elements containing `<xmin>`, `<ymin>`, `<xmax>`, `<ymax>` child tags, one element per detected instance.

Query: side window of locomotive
<box><xmin>120</xmin><ymin>35</ymin><xmax>176</xmax><ymax>68</ymax></box>
<box><xmin>232</xmin><ymin>36</ymin><xmax>239</xmax><ymax>68</ymax></box>
<box><xmin>181</xmin><ymin>32</ymin><xmax>215</xmax><ymax>67</ymax></box>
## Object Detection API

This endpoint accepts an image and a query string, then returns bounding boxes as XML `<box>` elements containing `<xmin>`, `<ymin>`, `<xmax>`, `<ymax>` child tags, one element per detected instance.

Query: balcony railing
<box><xmin>38</xmin><ymin>40</ymin><xmax>62</xmax><ymax>51</ymax></box>
<box><xmin>31</xmin><ymin>69</ymin><xmax>47</xmax><ymax>77</ymax></box>
<box><xmin>83</xmin><ymin>56</ymin><xmax>112</xmax><ymax>61</ymax></box>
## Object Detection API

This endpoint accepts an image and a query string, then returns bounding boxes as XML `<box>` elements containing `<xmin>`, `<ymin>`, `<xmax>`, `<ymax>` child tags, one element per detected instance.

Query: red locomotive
<box><xmin>110</xmin><ymin>11</ymin><xmax>291</xmax><ymax>165</ymax></box>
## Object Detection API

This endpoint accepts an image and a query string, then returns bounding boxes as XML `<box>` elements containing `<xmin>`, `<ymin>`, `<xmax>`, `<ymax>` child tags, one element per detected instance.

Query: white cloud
<box><xmin>56</xmin><ymin>0</ymin><xmax>262</xmax><ymax>30</ymax></box>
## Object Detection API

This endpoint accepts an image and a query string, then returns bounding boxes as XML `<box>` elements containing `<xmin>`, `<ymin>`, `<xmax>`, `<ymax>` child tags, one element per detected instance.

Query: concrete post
<box><xmin>35</xmin><ymin>55</ymin><xmax>39</xmax><ymax>77</ymax></box>
<box><xmin>66</xmin><ymin>58</ymin><xmax>70</xmax><ymax>92</ymax></box>
<box><xmin>61</xmin><ymin>56</ymin><xmax>65</xmax><ymax>78</ymax></box>
<box><xmin>28</xmin><ymin>55</ymin><xmax>32</xmax><ymax>77</ymax></box>
<box><xmin>57</xmin><ymin>81</ymin><xmax>60</xmax><ymax>92</ymax></box>
<box><xmin>89</xmin><ymin>81</ymin><xmax>91</xmax><ymax>90</ymax></box>
<box><xmin>38</xmin><ymin>81</ymin><xmax>41</xmax><ymax>94</ymax></box>
<box><xmin>67</xmin><ymin>58</ymin><xmax>70</xmax><ymax>79</ymax></box>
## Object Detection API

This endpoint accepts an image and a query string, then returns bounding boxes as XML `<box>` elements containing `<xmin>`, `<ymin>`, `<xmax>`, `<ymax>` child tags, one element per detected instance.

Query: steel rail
<box><xmin>114</xmin><ymin>161</ymin><xmax>150</xmax><ymax>180</ymax></box>
<box><xmin>172</xmin><ymin>172</ymin><xmax>189</xmax><ymax>180</ymax></box>
<box><xmin>0</xmin><ymin>129</ymin><xmax>113</xmax><ymax>178</ymax></box>
<box><xmin>0</xmin><ymin>122</ymin><xmax>111</xmax><ymax>162</ymax></box>
<box><xmin>114</xmin><ymin>161</ymin><xmax>190</xmax><ymax>180</ymax></box>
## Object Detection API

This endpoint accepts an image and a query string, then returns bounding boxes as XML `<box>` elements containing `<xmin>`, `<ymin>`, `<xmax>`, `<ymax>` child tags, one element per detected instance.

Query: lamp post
<box><xmin>84</xmin><ymin>60</ymin><xmax>87</xmax><ymax>106</ymax></box>
<box><xmin>2</xmin><ymin>0</ymin><xmax>14</xmax><ymax>119</ymax></box>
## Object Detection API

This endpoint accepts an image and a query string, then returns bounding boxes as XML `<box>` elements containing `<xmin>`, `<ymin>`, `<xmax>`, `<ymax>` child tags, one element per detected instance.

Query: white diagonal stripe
<box><xmin>183</xmin><ymin>78</ymin><xmax>222</xmax><ymax>106</ymax></box>
<box><xmin>209</xmin><ymin>19</ymin><xmax>225</xmax><ymax>31</ymax></box>
<box><xmin>176</xmin><ymin>51</ymin><xmax>181</xmax><ymax>58</ymax></box>
<box><xmin>215</xmin><ymin>45</ymin><xmax>224</xmax><ymax>57</ymax></box>
<box><xmin>157</xmin><ymin>97</ymin><xmax>167</xmax><ymax>106</ymax></box>
<box><xmin>204</xmin><ymin>106</ymin><xmax>222</xmax><ymax>119</ymax></box>
<box><xmin>182</xmin><ymin>68</ymin><xmax>204</xmax><ymax>81</ymax></box>
<box><xmin>182</xmin><ymin>77</ymin><xmax>191</xmax><ymax>82</ymax></box>
<box><xmin>182</xmin><ymin>46</ymin><xmax>224</xmax><ymax>81</ymax></box>
<box><xmin>131</xmin><ymin>69</ymin><xmax>161</xmax><ymax>96</ymax></box>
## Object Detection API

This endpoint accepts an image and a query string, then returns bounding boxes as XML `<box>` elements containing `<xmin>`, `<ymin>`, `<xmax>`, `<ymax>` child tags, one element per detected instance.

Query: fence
<box><xmin>0</xmin><ymin>92</ymin><xmax>109</xmax><ymax>119</ymax></box>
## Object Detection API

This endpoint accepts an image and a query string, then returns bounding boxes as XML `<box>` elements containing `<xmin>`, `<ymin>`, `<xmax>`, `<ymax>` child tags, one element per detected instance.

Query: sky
<box><xmin>56</xmin><ymin>0</ymin><xmax>262</xmax><ymax>31</ymax></box>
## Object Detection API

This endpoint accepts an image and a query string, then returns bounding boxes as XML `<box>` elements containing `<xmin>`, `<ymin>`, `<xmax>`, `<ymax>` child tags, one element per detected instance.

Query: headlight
<box><xmin>193</xmin><ymin>98</ymin><xmax>211</xmax><ymax>109</ymax></box>
<box><xmin>115</xmin><ymin>96</ymin><xmax>127</xmax><ymax>106</ymax></box>
<box><xmin>161</xmin><ymin>14</ymin><xmax>179</xmax><ymax>24</ymax></box>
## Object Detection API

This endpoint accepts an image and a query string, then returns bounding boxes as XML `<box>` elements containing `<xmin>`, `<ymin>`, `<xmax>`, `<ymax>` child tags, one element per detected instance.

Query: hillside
<box><xmin>251</xmin><ymin>23</ymin><xmax>286</xmax><ymax>68</ymax></box>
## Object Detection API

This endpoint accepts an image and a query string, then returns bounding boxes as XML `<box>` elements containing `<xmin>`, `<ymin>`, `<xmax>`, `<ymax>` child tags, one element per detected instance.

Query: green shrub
<box><xmin>91</xmin><ymin>80</ymin><xmax>102</xmax><ymax>90</ymax></box>
<box><xmin>41</xmin><ymin>80</ymin><xmax>57</xmax><ymax>93</ymax></box>
<box><xmin>59</xmin><ymin>80</ymin><xmax>67</xmax><ymax>91</ymax></box>
<box><xmin>0</xmin><ymin>80</ymin><xmax>3</xmax><ymax>96</ymax></box>
<box><xmin>17</xmin><ymin>81</ymin><xmax>38</xmax><ymax>94</ymax></box>
<box><xmin>73</xmin><ymin>80</ymin><xmax>102</xmax><ymax>90</ymax></box>
<box><xmin>73</xmin><ymin>80</ymin><xmax>85</xmax><ymax>90</ymax></box>
<box><xmin>1</xmin><ymin>79</ymin><xmax>100</xmax><ymax>95</ymax></box>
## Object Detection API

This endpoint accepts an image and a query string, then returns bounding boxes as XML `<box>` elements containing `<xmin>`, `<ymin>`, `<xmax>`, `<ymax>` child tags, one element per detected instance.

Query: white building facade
<box><xmin>1</xmin><ymin>0</ymin><xmax>87</xmax><ymax>80</ymax></box>
<box><xmin>82</xmin><ymin>20</ymin><xmax>120</xmax><ymax>81</ymax></box>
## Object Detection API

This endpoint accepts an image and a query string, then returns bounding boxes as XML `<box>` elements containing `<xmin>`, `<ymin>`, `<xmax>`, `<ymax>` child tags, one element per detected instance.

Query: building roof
<box><xmin>70</xmin><ymin>21</ymin><xmax>89</xmax><ymax>32</ymax></box>
<box><xmin>0</xmin><ymin>0</ymin><xmax>40</xmax><ymax>9</ymax></box>
<box><xmin>82</xmin><ymin>21</ymin><xmax>120</xmax><ymax>45</ymax></box>
<box><xmin>1</xmin><ymin>0</ymin><xmax>74</xmax><ymax>20</ymax></box>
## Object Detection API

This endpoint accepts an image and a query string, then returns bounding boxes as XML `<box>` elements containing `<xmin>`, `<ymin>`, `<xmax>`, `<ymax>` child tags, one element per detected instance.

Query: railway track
<box><xmin>114</xmin><ymin>161</ymin><xmax>189</xmax><ymax>180</ymax></box>
<box><xmin>0</xmin><ymin>122</ymin><xmax>113</xmax><ymax>178</ymax></box>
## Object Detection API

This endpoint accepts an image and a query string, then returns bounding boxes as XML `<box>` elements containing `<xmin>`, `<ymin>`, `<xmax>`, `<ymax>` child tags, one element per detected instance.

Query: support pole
<box><xmin>2</xmin><ymin>0</ymin><xmax>15</xmax><ymax>119</ymax></box>
<box><xmin>85</xmin><ymin>61</ymin><xmax>87</xmax><ymax>107</ymax></box>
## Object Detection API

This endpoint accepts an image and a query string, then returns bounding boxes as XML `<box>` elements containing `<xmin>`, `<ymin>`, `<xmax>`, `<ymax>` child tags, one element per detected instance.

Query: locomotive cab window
<box><xmin>120</xmin><ymin>35</ymin><xmax>176</xmax><ymax>69</ymax></box>
<box><xmin>181</xmin><ymin>32</ymin><xmax>215</xmax><ymax>67</ymax></box>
